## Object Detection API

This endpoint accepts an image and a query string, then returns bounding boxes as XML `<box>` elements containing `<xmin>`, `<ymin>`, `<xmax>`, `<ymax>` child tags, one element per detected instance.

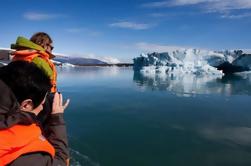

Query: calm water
<box><xmin>57</xmin><ymin>66</ymin><xmax>251</xmax><ymax>166</ymax></box>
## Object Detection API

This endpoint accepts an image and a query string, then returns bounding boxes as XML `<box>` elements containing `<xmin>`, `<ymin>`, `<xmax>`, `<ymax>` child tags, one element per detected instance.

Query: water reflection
<box><xmin>133</xmin><ymin>71</ymin><xmax>251</xmax><ymax>96</ymax></box>
<box><xmin>57</xmin><ymin>67</ymin><xmax>251</xmax><ymax>166</ymax></box>
<box><xmin>57</xmin><ymin>66</ymin><xmax>121</xmax><ymax>77</ymax></box>
<box><xmin>199</xmin><ymin>126</ymin><xmax>251</xmax><ymax>147</ymax></box>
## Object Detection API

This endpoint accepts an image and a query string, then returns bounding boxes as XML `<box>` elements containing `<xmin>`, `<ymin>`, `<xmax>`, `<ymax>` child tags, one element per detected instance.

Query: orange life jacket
<box><xmin>0</xmin><ymin>124</ymin><xmax>55</xmax><ymax>166</ymax></box>
<box><xmin>11</xmin><ymin>50</ymin><xmax>57</xmax><ymax>93</ymax></box>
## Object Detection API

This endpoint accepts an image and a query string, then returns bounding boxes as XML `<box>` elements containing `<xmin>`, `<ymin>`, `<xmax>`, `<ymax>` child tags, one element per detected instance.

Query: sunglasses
<box><xmin>47</xmin><ymin>44</ymin><xmax>54</xmax><ymax>51</ymax></box>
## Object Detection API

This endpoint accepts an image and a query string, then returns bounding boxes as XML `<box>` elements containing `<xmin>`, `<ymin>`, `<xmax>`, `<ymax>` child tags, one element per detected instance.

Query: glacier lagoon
<box><xmin>58</xmin><ymin>66</ymin><xmax>251</xmax><ymax>166</ymax></box>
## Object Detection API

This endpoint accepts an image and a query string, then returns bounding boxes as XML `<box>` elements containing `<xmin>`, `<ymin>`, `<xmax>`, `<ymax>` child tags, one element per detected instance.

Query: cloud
<box><xmin>135</xmin><ymin>42</ymin><xmax>187</xmax><ymax>52</ymax></box>
<box><xmin>65</xmin><ymin>52</ymin><xmax>121</xmax><ymax>64</ymax></box>
<box><xmin>220</xmin><ymin>12</ymin><xmax>251</xmax><ymax>19</ymax></box>
<box><xmin>66</xmin><ymin>28</ymin><xmax>101</xmax><ymax>36</ymax></box>
<box><xmin>142</xmin><ymin>0</ymin><xmax>251</xmax><ymax>13</ymax></box>
<box><xmin>65</xmin><ymin>28</ymin><xmax>85</xmax><ymax>33</ymax></box>
<box><xmin>23</xmin><ymin>12</ymin><xmax>65</xmax><ymax>21</ymax></box>
<box><xmin>148</xmin><ymin>12</ymin><xmax>181</xmax><ymax>18</ymax></box>
<box><xmin>205</xmin><ymin>0</ymin><xmax>251</xmax><ymax>12</ymax></box>
<box><xmin>142</xmin><ymin>1</ymin><xmax>172</xmax><ymax>8</ymax></box>
<box><xmin>109</xmin><ymin>21</ymin><xmax>152</xmax><ymax>30</ymax></box>
<box><xmin>149</xmin><ymin>13</ymin><xmax>167</xmax><ymax>17</ymax></box>
<box><xmin>142</xmin><ymin>0</ymin><xmax>205</xmax><ymax>8</ymax></box>
<box><xmin>99</xmin><ymin>56</ymin><xmax>121</xmax><ymax>64</ymax></box>
<box><xmin>84</xmin><ymin>53</ymin><xmax>120</xmax><ymax>64</ymax></box>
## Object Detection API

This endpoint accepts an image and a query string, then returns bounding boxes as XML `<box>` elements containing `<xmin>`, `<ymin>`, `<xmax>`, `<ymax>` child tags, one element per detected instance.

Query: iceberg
<box><xmin>62</xmin><ymin>62</ymin><xmax>75</xmax><ymax>67</ymax></box>
<box><xmin>133</xmin><ymin>49</ymin><xmax>251</xmax><ymax>75</ymax></box>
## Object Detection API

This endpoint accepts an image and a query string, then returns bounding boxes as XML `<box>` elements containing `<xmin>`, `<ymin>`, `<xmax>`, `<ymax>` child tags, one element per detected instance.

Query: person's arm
<box><xmin>9</xmin><ymin>94</ymin><xmax>70</xmax><ymax>166</ymax></box>
<box><xmin>45</xmin><ymin>93</ymin><xmax>70</xmax><ymax>165</ymax></box>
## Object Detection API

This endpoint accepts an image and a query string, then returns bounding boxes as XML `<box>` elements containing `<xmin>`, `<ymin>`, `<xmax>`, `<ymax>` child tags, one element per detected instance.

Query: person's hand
<box><xmin>52</xmin><ymin>92</ymin><xmax>70</xmax><ymax>114</ymax></box>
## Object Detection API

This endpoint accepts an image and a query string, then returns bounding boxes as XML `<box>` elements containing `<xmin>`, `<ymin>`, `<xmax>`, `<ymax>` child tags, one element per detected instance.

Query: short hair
<box><xmin>0</xmin><ymin>61</ymin><xmax>51</xmax><ymax>107</ymax></box>
<box><xmin>30</xmin><ymin>32</ymin><xmax>53</xmax><ymax>49</ymax></box>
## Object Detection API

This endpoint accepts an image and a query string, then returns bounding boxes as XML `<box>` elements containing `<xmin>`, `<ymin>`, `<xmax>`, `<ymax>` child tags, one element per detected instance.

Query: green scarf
<box><xmin>11</xmin><ymin>36</ymin><xmax>45</xmax><ymax>51</ymax></box>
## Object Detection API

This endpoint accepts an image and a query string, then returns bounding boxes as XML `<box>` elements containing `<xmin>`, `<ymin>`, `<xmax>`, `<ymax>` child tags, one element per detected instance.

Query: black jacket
<box><xmin>0</xmin><ymin>80</ymin><xmax>69</xmax><ymax>166</ymax></box>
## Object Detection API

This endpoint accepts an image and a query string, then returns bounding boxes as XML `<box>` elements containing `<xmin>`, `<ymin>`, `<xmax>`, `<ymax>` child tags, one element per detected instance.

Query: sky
<box><xmin>0</xmin><ymin>0</ymin><xmax>251</xmax><ymax>63</ymax></box>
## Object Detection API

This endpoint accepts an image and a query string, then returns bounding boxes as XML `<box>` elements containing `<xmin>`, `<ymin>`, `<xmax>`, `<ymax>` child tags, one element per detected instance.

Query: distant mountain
<box><xmin>0</xmin><ymin>48</ymin><xmax>113</xmax><ymax>66</ymax></box>
<box><xmin>54</xmin><ymin>55</ymin><xmax>107</xmax><ymax>65</ymax></box>
<box><xmin>0</xmin><ymin>48</ymin><xmax>11</xmax><ymax>60</ymax></box>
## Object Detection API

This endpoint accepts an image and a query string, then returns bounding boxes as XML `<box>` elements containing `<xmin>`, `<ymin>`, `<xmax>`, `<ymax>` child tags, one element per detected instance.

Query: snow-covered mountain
<box><xmin>54</xmin><ymin>55</ymin><xmax>107</xmax><ymax>66</ymax></box>
<box><xmin>0</xmin><ymin>48</ymin><xmax>11</xmax><ymax>61</ymax></box>
<box><xmin>0</xmin><ymin>48</ymin><xmax>108</xmax><ymax>66</ymax></box>
<box><xmin>133</xmin><ymin>49</ymin><xmax>251</xmax><ymax>75</ymax></box>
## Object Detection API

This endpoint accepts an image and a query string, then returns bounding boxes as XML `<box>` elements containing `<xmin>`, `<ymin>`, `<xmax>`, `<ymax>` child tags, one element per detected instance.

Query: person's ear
<box><xmin>20</xmin><ymin>99</ymin><xmax>34</xmax><ymax>112</ymax></box>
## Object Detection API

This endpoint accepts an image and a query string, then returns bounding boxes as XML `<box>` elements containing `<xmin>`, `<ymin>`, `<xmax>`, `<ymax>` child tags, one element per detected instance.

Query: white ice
<box><xmin>133</xmin><ymin>49</ymin><xmax>251</xmax><ymax>75</ymax></box>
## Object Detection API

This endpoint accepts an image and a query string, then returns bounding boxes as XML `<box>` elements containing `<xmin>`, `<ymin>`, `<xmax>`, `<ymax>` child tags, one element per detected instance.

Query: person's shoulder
<box><xmin>8</xmin><ymin>152</ymin><xmax>52</xmax><ymax>166</ymax></box>
<box><xmin>32</xmin><ymin>57</ymin><xmax>53</xmax><ymax>78</ymax></box>
<box><xmin>32</xmin><ymin>56</ymin><xmax>49</xmax><ymax>65</ymax></box>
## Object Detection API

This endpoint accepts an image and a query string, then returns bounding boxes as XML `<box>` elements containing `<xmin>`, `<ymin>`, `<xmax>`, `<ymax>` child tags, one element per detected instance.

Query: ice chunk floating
<box><xmin>133</xmin><ymin>49</ymin><xmax>251</xmax><ymax>75</ymax></box>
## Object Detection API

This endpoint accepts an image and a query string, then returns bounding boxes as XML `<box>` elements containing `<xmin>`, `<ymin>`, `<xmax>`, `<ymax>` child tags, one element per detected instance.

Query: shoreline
<box><xmin>56</xmin><ymin>63</ymin><xmax>133</xmax><ymax>67</ymax></box>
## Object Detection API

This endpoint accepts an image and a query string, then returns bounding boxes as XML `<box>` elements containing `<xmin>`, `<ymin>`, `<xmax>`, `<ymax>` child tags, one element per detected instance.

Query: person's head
<box><xmin>0</xmin><ymin>61</ymin><xmax>51</xmax><ymax>114</ymax></box>
<box><xmin>30</xmin><ymin>32</ymin><xmax>54</xmax><ymax>55</ymax></box>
